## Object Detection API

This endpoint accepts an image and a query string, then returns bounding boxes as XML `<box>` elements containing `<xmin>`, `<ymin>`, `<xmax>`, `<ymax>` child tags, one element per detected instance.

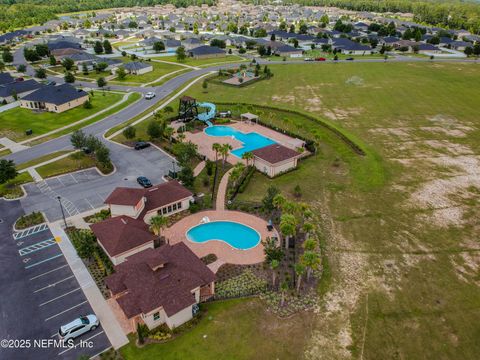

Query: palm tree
<box><xmin>212</xmin><ymin>142</ymin><xmax>222</xmax><ymax>163</ymax></box>
<box><xmin>280</xmin><ymin>280</ymin><xmax>289</xmax><ymax>307</ymax></box>
<box><xmin>241</xmin><ymin>151</ymin><xmax>254</xmax><ymax>167</ymax></box>
<box><xmin>302</xmin><ymin>251</ymin><xmax>320</xmax><ymax>281</ymax></box>
<box><xmin>302</xmin><ymin>222</ymin><xmax>314</xmax><ymax>238</ymax></box>
<box><xmin>219</xmin><ymin>143</ymin><xmax>233</xmax><ymax>169</ymax></box>
<box><xmin>149</xmin><ymin>215</ymin><xmax>168</xmax><ymax>238</ymax></box>
<box><xmin>272</xmin><ymin>193</ymin><xmax>286</xmax><ymax>210</ymax></box>
<box><xmin>177</xmin><ymin>133</ymin><xmax>186</xmax><ymax>143</ymax></box>
<box><xmin>270</xmin><ymin>259</ymin><xmax>279</xmax><ymax>288</ymax></box>
<box><xmin>280</xmin><ymin>213</ymin><xmax>297</xmax><ymax>249</ymax></box>
<box><xmin>294</xmin><ymin>262</ymin><xmax>306</xmax><ymax>293</ymax></box>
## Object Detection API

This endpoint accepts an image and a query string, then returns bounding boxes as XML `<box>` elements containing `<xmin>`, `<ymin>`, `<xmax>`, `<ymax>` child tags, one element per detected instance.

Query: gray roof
<box><xmin>0</xmin><ymin>73</ymin><xmax>14</xmax><ymax>86</ymax></box>
<box><xmin>188</xmin><ymin>45</ymin><xmax>225</xmax><ymax>56</ymax></box>
<box><xmin>22</xmin><ymin>84</ymin><xmax>88</xmax><ymax>105</ymax></box>
<box><xmin>124</xmin><ymin>61</ymin><xmax>152</xmax><ymax>71</ymax></box>
<box><xmin>0</xmin><ymin>79</ymin><xmax>42</xmax><ymax>98</ymax></box>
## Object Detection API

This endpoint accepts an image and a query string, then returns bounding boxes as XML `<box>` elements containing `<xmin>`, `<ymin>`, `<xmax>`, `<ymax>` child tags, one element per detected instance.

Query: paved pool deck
<box><xmin>163</xmin><ymin>210</ymin><xmax>278</xmax><ymax>265</ymax></box>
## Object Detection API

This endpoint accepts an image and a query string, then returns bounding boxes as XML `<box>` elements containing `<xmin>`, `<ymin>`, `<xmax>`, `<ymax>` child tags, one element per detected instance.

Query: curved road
<box><xmin>5</xmin><ymin>47</ymin><xmax>478</xmax><ymax>165</ymax></box>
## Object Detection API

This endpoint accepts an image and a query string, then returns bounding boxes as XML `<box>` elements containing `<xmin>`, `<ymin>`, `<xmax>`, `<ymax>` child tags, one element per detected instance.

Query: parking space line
<box><xmin>84</xmin><ymin>198</ymin><xmax>94</xmax><ymax>210</ymax></box>
<box><xmin>29</xmin><ymin>264</ymin><xmax>69</xmax><ymax>280</ymax></box>
<box><xmin>19</xmin><ymin>238</ymin><xmax>57</xmax><ymax>256</ymax></box>
<box><xmin>39</xmin><ymin>287</ymin><xmax>81</xmax><ymax>306</ymax></box>
<box><xmin>56</xmin><ymin>177</ymin><xmax>66</xmax><ymax>187</ymax></box>
<box><xmin>57</xmin><ymin>331</ymin><xmax>105</xmax><ymax>356</ymax></box>
<box><xmin>33</xmin><ymin>275</ymin><xmax>74</xmax><ymax>293</ymax></box>
<box><xmin>25</xmin><ymin>254</ymin><xmax>63</xmax><ymax>269</ymax></box>
<box><xmin>70</xmin><ymin>173</ymin><xmax>78</xmax><ymax>183</ymax></box>
<box><xmin>87</xmin><ymin>346</ymin><xmax>112</xmax><ymax>359</ymax></box>
<box><xmin>44</xmin><ymin>300</ymin><xmax>87</xmax><ymax>321</ymax></box>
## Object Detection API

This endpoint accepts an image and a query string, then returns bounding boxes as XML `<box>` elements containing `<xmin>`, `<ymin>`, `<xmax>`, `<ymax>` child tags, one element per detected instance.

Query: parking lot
<box><xmin>0</xmin><ymin>201</ymin><xmax>111</xmax><ymax>360</ymax></box>
<box><xmin>21</xmin><ymin>143</ymin><xmax>176</xmax><ymax>221</ymax></box>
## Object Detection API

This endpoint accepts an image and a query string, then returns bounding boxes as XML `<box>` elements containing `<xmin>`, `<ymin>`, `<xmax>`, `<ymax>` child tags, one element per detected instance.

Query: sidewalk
<box><xmin>193</xmin><ymin>160</ymin><xmax>206</xmax><ymax>176</ymax></box>
<box><xmin>215</xmin><ymin>168</ymin><xmax>233</xmax><ymax>211</ymax></box>
<box><xmin>49</xmin><ymin>222</ymin><xmax>129</xmax><ymax>350</ymax></box>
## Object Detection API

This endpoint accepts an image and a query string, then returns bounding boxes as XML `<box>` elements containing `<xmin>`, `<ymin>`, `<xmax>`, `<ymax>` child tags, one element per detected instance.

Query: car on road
<box><xmin>346</xmin><ymin>57</ymin><xmax>354</xmax><ymax>61</ymax></box>
<box><xmin>315</xmin><ymin>57</ymin><xmax>326</xmax><ymax>61</ymax></box>
<box><xmin>145</xmin><ymin>92</ymin><xmax>156</xmax><ymax>100</ymax></box>
<box><xmin>304</xmin><ymin>58</ymin><xmax>314</xmax><ymax>62</ymax></box>
<box><xmin>58</xmin><ymin>315</ymin><xmax>99</xmax><ymax>341</ymax></box>
<box><xmin>134</xmin><ymin>141</ymin><xmax>151</xmax><ymax>150</ymax></box>
<box><xmin>137</xmin><ymin>176</ymin><xmax>152</xmax><ymax>188</ymax></box>
<box><xmin>46</xmin><ymin>80</ymin><xmax>56</xmax><ymax>86</ymax></box>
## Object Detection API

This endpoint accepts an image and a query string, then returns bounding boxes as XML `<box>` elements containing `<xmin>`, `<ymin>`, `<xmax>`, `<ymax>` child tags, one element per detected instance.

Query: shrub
<box><xmin>15</xmin><ymin>211</ymin><xmax>44</xmax><ymax>229</ymax></box>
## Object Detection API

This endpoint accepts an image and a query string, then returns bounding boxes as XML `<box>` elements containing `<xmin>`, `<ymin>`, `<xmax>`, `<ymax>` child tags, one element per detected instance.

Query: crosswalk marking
<box><xmin>18</xmin><ymin>238</ymin><xmax>57</xmax><ymax>256</ymax></box>
<box><xmin>13</xmin><ymin>223</ymin><xmax>49</xmax><ymax>240</ymax></box>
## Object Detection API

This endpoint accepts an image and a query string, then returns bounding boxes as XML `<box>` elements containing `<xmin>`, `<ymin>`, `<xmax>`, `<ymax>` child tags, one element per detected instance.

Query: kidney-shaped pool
<box><xmin>186</xmin><ymin>221</ymin><xmax>261</xmax><ymax>250</ymax></box>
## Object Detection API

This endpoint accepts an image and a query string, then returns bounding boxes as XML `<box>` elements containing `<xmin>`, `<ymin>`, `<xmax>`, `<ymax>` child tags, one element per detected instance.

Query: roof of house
<box><xmin>188</xmin><ymin>45</ymin><xmax>225</xmax><ymax>56</ymax></box>
<box><xmin>22</xmin><ymin>84</ymin><xmax>88</xmax><ymax>105</ymax></box>
<box><xmin>68</xmin><ymin>52</ymin><xmax>98</xmax><ymax>62</ymax></box>
<box><xmin>104</xmin><ymin>180</ymin><xmax>192</xmax><ymax>210</ymax></box>
<box><xmin>275</xmin><ymin>44</ymin><xmax>303</xmax><ymax>53</ymax></box>
<box><xmin>416</xmin><ymin>43</ymin><xmax>440</xmax><ymax>51</ymax></box>
<box><xmin>0</xmin><ymin>79</ymin><xmax>43</xmax><ymax>98</ymax></box>
<box><xmin>105</xmin><ymin>242</ymin><xmax>215</xmax><ymax>317</ymax></box>
<box><xmin>47</xmin><ymin>40</ymin><xmax>82</xmax><ymax>51</ymax></box>
<box><xmin>0</xmin><ymin>73</ymin><xmax>14</xmax><ymax>86</ymax></box>
<box><xmin>332</xmin><ymin>38</ymin><xmax>371</xmax><ymax>51</ymax></box>
<box><xmin>90</xmin><ymin>215</ymin><xmax>157</xmax><ymax>257</ymax></box>
<box><xmin>252</xmin><ymin>144</ymin><xmax>301</xmax><ymax>164</ymax></box>
<box><xmin>123</xmin><ymin>61</ymin><xmax>152</xmax><ymax>71</ymax></box>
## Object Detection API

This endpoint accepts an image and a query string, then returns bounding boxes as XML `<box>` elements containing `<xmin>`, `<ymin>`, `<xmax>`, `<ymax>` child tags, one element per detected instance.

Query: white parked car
<box><xmin>58</xmin><ymin>315</ymin><xmax>99</xmax><ymax>341</ymax></box>
<box><xmin>145</xmin><ymin>92</ymin><xmax>156</xmax><ymax>100</ymax></box>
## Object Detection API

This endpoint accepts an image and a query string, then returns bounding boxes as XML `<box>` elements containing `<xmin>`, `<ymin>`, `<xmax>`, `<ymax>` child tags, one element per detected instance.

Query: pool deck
<box><xmin>163</xmin><ymin>210</ymin><xmax>278</xmax><ymax>266</ymax></box>
<box><xmin>184</xmin><ymin>120</ymin><xmax>303</xmax><ymax>164</ymax></box>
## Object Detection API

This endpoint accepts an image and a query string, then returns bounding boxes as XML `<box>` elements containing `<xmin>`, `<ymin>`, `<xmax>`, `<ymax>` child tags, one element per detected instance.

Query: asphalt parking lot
<box><xmin>21</xmin><ymin>143</ymin><xmax>176</xmax><ymax>221</ymax></box>
<box><xmin>0</xmin><ymin>201</ymin><xmax>111</xmax><ymax>360</ymax></box>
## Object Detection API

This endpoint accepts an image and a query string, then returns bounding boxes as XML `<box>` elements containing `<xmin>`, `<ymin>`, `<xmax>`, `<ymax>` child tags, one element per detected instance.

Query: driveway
<box><xmin>21</xmin><ymin>142</ymin><xmax>176</xmax><ymax>221</ymax></box>
<box><xmin>0</xmin><ymin>200</ymin><xmax>111</xmax><ymax>360</ymax></box>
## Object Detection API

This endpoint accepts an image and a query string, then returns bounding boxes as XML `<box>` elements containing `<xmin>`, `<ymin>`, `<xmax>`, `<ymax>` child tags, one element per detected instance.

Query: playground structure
<box><xmin>178</xmin><ymin>96</ymin><xmax>216</xmax><ymax>127</ymax></box>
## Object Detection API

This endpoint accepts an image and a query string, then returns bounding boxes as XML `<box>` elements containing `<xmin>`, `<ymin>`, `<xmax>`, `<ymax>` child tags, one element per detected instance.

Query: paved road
<box><xmin>21</xmin><ymin>141</ymin><xmax>176</xmax><ymax>221</ymax></box>
<box><xmin>0</xmin><ymin>201</ymin><xmax>111</xmax><ymax>360</ymax></box>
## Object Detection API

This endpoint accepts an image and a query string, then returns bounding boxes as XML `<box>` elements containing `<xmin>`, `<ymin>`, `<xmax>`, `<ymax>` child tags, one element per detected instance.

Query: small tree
<box><xmin>82</xmin><ymin>63</ymin><xmax>89</xmax><ymax>75</ymax></box>
<box><xmin>153</xmin><ymin>41</ymin><xmax>165</xmax><ymax>53</ymax></box>
<box><xmin>302</xmin><ymin>251</ymin><xmax>320</xmax><ymax>281</ymax></box>
<box><xmin>0</xmin><ymin>159</ymin><xmax>17</xmax><ymax>184</ymax></box>
<box><xmin>95</xmin><ymin>144</ymin><xmax>111</xmax><ymax>167</ymax></box>
<box><xmin>64</xmin><ymin>71</ymin><xmax>75</xmax><ymax>83</ymax></box>
<box><xmin>94</xmin><ymin>41</ymin><xmax>104</xmax><ymax>54</ymax></box>
<box><xmin>95</xmin><ymin>62</ymin><xmax>108</xmax><ymax>73</ymax></box>
<box><xmin>149</xmin><ymin>215</ymin><xmax>168</xmax><ymax>237</ymax></box>
<box><xmin>262</xmin><ymin>185</ymin><xmax>280</xmax><ymax>212</ymax></box>
<box><xmin>116</xmin><ymin>66</ymin><xmax>126</xmax><ymax>80</ymax></box>
<box><xmin>202</xmin><ymin>80</ymin><xmax>208</xmax><ymax>92</ymax></box>
<box><xmin>280</xmin><ymin>280</ymin><xmax>289</xmax><ymax>306</ymax></box>
<box><xmin>123</xmin><ymin>126</ymin><xmax>136</xmax><ymax>139</ymax></box>
<box><xmin>295</xmin><ymin>262</ymin><xmax>306</xmax><ymax>292</ymax></box>
<box><xmin>97</xmin><ymin>77</ymin><xmax>107</xmax><ymax>88</ymax></box>
<box><xmin>103</xmin><ymin>39</ymin><xmax>113</xmax><ymax>54</ymax></box>
<box><xmin>17</xmin><ymin>64</ymin><xmax>26</xmax><ymax>73</ymax></box>
<box><xmin>49</xmin><ymin>55</ymin><xmax>57</xmax><ymax>66</ymax></box>
<box><xmin>35</xmin><ymin>68</ymin><xmax>47</xmax><ymax>79</ymax></box>
<box><xmin>293</xmin><ymin>184</ymin><xmax>302</xmax><ymax>198</ymax></box>
<box><xmin>270</xmin><ymin>259</ymin><xmax>279</xmax><ymax>288</ymax></box>
<box><xmin>2</xmin><ymin>49</ymin><xmax>13</xmax><ymax>63</ymax></box>
<box><xmin>176</xmin><ymin>45</ymin><xmax>186</xmax><ymax>62</ymax></box>
<box><xmin>147</xmin><ymin>120</ymin><xmax>162</xmax><ymax>139</ymax></box>
<box><xmin>219</xmin><ymin>143</ymin><xmax>233</xmax><ymax>169</ymax></box>
<box><xmin>71</xmin><ymin>130</ymin><xmax>87</xmax><ymax>149</ymax></box>
<box><xmin>62</xmin><ymin>57</ymin><xmax>74</xmax><ymax>71</ymax></box>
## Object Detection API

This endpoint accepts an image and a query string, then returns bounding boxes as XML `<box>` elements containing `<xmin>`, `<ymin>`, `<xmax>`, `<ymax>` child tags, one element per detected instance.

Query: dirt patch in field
<box><xmin>271</xmin><ymin>94</ymin><xmax>295</xmax><ymax>104</ymax></box>
<box><xmin>420</xmin><ymin>126</ymin><xmax>470</xmax><ymax>138</ymax></box>
<box><xmin>345</xmin><ymin>76</ymin><xmax>365</xmax><ymax>86</ymax></box>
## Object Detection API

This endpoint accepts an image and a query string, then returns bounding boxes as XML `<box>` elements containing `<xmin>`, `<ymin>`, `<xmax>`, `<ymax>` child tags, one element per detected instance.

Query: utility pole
<box><xmin>57</xmin><ymin>196</ymin><xmax>68</xmax><ymax>229</ymax></box>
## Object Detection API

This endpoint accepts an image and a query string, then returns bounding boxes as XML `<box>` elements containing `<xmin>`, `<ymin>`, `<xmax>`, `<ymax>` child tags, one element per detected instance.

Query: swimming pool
<box><xmin>204</xmin><ymin>126</ymin><xmax>275</xmax><ymax>157</ymax></box>
<box><xmin>186</xmin><ymin>221</ymin><xmax>261</xmax><ymax>250</ymax></box>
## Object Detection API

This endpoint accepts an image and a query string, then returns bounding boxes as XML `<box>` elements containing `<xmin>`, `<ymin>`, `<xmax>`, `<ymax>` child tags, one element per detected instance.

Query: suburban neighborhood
<box><xmin>0</xmin><ymin>0</ymin><xmax>480</xmax><ymax>359</ymax></box>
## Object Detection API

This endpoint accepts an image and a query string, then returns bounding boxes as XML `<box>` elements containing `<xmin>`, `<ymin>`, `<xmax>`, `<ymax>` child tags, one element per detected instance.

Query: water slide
<box><xmin>197</xmin><ymin>102</ymin><xmax>216</xmax><ymax>127</ymax></box>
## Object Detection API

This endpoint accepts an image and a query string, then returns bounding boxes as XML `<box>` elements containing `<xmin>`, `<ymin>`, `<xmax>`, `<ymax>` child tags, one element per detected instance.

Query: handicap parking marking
<box><xmin>57</xmin><ymin>331</ymin><xmax>105</xmax><ymax>356</ymax></box>
<box><xmin>13</xmin><ymin>223</ymin><xmax>49</xmax><ymax>240</ymax></box>
<box><xmin>25</xmin><ymin>253</ymin><xmax>63</xmax><ymax>269</ymax></box>
<box><xmin>44</xmin><ymin>300</ymin><xmax>88</xmax><ymax>321</ymax></box>
<box><xmin>18</xmin><ymin>238</ymin><xmax>57</xmax><ymax>256</ymax></box>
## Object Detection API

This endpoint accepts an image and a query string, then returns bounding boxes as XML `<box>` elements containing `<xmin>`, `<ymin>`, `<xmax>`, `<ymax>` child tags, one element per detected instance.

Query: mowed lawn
<box><xmin>120</xmin><ymin>299</ymin><xmax>315</xmax><ymax>360</ymax></box>
<box><xmin>112</xmin><ymin>61</ymin><xmax>185</xmax><ymax>84</ymax></box>
<box><xmin>182</xmin><ymin>62</ymin><xmax>480</xmax><ymax>359</ymax></box>
<box><xmin>159</xmin><ymin>54</ymin><xmax>246</xmax><ymax>67</ymax></box>
<box><xmin>0</xmin><ymin>91</ymin><xmax>122</xmax><ymax>141</ymax></box>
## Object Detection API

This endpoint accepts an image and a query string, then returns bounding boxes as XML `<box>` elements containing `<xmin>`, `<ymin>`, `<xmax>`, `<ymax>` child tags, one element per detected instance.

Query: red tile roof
<box><xmin>90</xmin><ymin>215</ymin><xmax>156</xmax><ymax>257</ymax></box>
<box><xmin>104</xmin><ymin>180</ymin><xmax>193</xmax><ymax>210</ymax></box>
<box><xmin>105</xmin><ymin>243</ymin><xmax>215</xmax><ymax>318</ymax></box>
<box><xmin>252</xmin><ymin>144</ymin><xmax>300</xmax><ymax>164</ymax></box>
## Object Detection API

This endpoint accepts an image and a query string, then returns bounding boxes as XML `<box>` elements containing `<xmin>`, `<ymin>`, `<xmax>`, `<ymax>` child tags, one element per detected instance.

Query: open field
<box><xmin>177</xmin><ymin>62</ymin><xmax>480</xmax><ymax>359</ymax></box>
<box><xmin>111</xmin><ymin>60</ymin><xmax>186</xmax><ymax>84</ymax></box>
<box><xmin>0</xmin><ymin>91</ymin><xmax>122</xmax><ymax>142</ymax></box>
<box><xmin>120</xmin><ymin>298</ymin><xmax>315</xmax><ymax>360</ymax></box>
<box><xmin>158</xmin><ymin>54</ymin><xmax>246</xmax><ymax>67</ymax></box>
<box><xmin>35</xmin><ymin>152</ymin><xmax>101</xmax><ymax>178</ymax></box>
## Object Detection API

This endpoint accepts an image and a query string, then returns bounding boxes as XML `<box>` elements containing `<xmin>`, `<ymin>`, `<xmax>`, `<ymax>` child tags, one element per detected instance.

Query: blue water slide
<box><xmin>197</xmin><ymin>102</ymin><xmax>216</xmax><ymax>127</ymax></box>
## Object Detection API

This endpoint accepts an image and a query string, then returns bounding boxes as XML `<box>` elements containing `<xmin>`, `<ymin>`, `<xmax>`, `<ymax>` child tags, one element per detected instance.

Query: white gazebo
<box><xmin>240</xmin><ymin>112</ymin><xmax>259</xmax><ymax>124</ymax></box>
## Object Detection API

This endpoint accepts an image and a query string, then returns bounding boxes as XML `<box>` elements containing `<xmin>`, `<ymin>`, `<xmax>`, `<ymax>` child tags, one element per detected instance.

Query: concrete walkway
<box><xmin>208</xmin><ymin>259</ymin><xmax>226</xmax><ymax>273</ymax></box>
<box><xmin>0</xmin><ymin>100</ymin><xmax>19</xmax><ymax>113</ymax></box>
<box><xmin>215</xmin><ymin>168</ymin><xmax>233</xmax><ymax>211</ymax></box>
<box><xmin>0</xmin><ymin>137</ymin><xmax>29</xmax><ymax>153</ymax></box>
<box><xmin>49</xmin><ymin>222</ymin><xmax>129</xmax><ymax>349</ymax></box>
<box><xmin>193</xmin><ymin>160</ymin><xmax>206</xmax><ymax>176</ymax></box>
<box><xmin>27</xmin><ymin>167</ymin><xmax>42</xmax><ymax>182</ymax></box>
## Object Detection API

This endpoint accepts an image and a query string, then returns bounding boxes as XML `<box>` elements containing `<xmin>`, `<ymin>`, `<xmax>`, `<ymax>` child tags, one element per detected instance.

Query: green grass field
<box><xmin>158</xmin><ymin>54</ymin><xmax>246</xmax><ymax>67</ymax></box>
<box><xmin>36</xmin><ymin>152</ymin><xmax>99</xmax><ymax>178</ymax></box>
<box><xmin>173</xmin><ymin>62</ymin><xmax>480</xmax><ymax>359</ymax></box>
<box><xmin>0</xmin><ymin>91</ymin><xmax>122</xmax><ymax>141</ymax></box>
<box><xmin>120</xmin><ymin>299</ymin><xmax>315</xmax><ymax>360</ymax></box>
<box><xmin>111</xmin><ymin>61</ymin><xmax>185</xmax><ymax>84</ymax></box>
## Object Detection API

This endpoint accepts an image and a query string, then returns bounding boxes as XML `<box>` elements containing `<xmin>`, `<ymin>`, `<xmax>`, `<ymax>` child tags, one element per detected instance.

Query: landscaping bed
<box><xmin>36</xmin><ymin>152</ymin><xmax>113</xmax><ymax>178</ymax></box>
<box><xmin>0</xmin><ymin>172</ymin><xmax>33</xmax><ymax>199</ymax></box>
<box><xmin>83</xmin><ymin>209</ymin><xmax>111</xmax><ymax>224</ymax></box>
<box><xmin>15</xmin><ymin>211</ymin><xmax>45</xmax><ymax>230</ymax></box>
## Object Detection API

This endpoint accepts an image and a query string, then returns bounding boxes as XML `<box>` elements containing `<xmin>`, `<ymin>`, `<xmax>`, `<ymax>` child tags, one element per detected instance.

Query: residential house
<box><xmin>188</xmin><ymin>45</ymin><xmax>226</xmax><ymax>59</ymax></box>
<box><xmin>251</xmin><ymin>144</ymin><xmax>301</xmax><ymax>177</ymax></box>
<box><xmin>122</xmin><ymin>61</ymin><xmax>153</xmax><ymax>75</ymax></box>
<box><xmin>20</xmin><ymin>84</ymin><xmax>89</xmax><ymax>113</ymax></box>
<box><xmin>0</xmin><ymin>79</ymin><xmax>43</xmax><ymax>104</ymax></box>
<box><xmin>0</xmin><ymin>73</ymin><xmax>15</xmax><ymax>86</ymax></box>
<box><xmin>105</xmin><ymin>243</ymin><xmax>215</xmax><ymax>330</ymax></box>
<box><xmin>182</xmin><ymin>37</ymin><xmax>203</xmax><ymax>50</ymax></box>
<box><xmin>332</xmin><ymin>38</ymin><xmax>372</xmax><ymax>54</ymax></box>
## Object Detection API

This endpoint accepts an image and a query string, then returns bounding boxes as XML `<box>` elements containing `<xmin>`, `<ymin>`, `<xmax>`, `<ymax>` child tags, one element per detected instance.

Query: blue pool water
<box><xmin>204</xmin><ymin>126</ymin><xmax>276</xmax><ymax>157</ymax></box>
<box><xmin>186</xmin><ymin>221</ymin><xmax>261</xmax><ymax>250</ymax></box>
